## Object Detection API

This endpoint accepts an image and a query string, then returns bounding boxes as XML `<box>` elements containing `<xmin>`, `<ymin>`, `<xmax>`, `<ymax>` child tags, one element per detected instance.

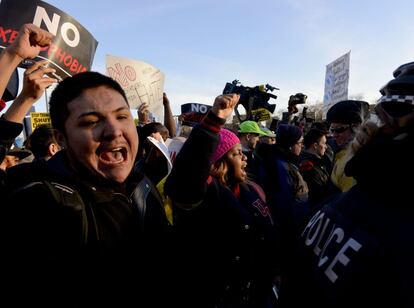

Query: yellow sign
<box><xmin>251</xmin><ymin>108</ymin><xmax>271</xmax><ymax>122</ymax></box>
<box><xmin>30</xmin><ymin>112</ymin><xmax>52</xmax><ymax>131</ymax></box>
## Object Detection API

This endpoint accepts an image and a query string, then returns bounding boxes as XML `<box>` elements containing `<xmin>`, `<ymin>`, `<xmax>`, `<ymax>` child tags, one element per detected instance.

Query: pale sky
<box><xmin>7</xmin><ymin>0</ymin><xmax>414</xmax><ymax>116</ymax></box>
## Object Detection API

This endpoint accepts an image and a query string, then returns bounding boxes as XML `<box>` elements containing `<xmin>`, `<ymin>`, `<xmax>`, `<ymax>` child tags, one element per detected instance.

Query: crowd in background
<box><xmin>0</xmin><ymin>24</ymin><xmax>413</xmax><ymax>308</ymax></box>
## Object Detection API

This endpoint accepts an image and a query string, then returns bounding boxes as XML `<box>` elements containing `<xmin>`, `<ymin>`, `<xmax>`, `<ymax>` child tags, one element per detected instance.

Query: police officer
<box><xmin>280</xmin><ymin>62</ymin><xmax>414</xmax><ymax>308</ymax></box>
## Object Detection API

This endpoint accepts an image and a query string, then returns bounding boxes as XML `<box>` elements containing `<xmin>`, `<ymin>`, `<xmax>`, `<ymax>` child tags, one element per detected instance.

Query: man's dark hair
<box><xmin>137</xmin><ymin>122</ymin><xmax>169</xmax><ymax>158</ymax></box>
<box><xmin>304</xmin><ymin>128</ymin><xmax>327</xmax><ymax>149</ymax></box>
<box><xmin>311</xmin><ymin>121</ymin><xmax>329</xmax><ymax>133</ymax></box>
<box><xmin>25</xmin><ymin>124</ymin><xmax>58</xmax><ymax>159</ymax></box>
<box><xmin>49</xmin><ymin>72</ymin><xmax>128</xmax><ymax>135</ymax></box>
<box><xmin>139</xmin><ymin>122</ymin><xmax>169</xmax><ymax>139</ymax></box>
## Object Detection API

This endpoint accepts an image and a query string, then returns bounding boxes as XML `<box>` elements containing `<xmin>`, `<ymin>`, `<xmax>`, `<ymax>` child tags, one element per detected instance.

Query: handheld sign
<box><xmin>323</xmin><ymin>51</ymin><xmax>350</xmax><ymax>117</ymax></box>
<box><xmin>180</xmin><ymin>102</ymin><xmax>211</xmax><ymax>127</ymax></box>
<box><xmin>30</xmin><ymin>112</ymin><xmax>51</xmax><ymax>131</ymax></box>
<box><xmin>0</xmin><ymin>0</ymin><xmax>98</xmax><ymax>80</ymax></box>
<box><xmin>106</xmin><ymin>54</ymin><xmax>165</xmax><ymax>121</ymax></box>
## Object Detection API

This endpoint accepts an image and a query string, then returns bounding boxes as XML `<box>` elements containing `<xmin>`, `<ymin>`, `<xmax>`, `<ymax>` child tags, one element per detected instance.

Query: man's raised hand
<box><xmin>8</xmin><ymin>24</ymin><xmax>53</xmax><ymax>60</ymax></box>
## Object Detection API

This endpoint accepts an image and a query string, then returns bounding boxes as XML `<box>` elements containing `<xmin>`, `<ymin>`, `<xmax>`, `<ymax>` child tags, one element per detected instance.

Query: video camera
<box><xmin>223</xmin><ymin>80</ymin><xmax>278</xmax><ymax>122</ymax></box>
<box><xmin>288</xmin><ymin>93</ymin><xmax>307</xmax><ymax>114</ymax></box>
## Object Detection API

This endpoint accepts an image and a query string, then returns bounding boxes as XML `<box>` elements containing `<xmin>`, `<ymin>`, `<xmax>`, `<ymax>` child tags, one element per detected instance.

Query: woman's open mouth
<box><xmin>241</xmin><ymin>162</ymin><xmax>247</xmax><ymax>177</ymax></box>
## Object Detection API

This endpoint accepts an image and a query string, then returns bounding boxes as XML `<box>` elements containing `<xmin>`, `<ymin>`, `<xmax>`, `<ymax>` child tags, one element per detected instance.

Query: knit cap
<box><xmin>276</xmin><ymin>124</ymin><xmax>303</xmax><ymax>148</ymax></box>
<box><xmin>212</xmin><ymin>129</ymin><xmax>240</xmax><ymax>163</ymax></box>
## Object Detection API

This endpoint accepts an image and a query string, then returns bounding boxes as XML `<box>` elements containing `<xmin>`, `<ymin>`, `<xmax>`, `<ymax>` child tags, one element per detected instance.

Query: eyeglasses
<box><xmin>329</xmin><ymin>125</ymin><xmax>350</xmax><ymax>134</ymax></box>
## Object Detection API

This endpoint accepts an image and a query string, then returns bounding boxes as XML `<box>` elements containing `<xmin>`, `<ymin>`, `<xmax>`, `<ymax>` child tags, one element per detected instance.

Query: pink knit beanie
<box><xmin>212</xmin><ymin>129</ymin><xmax>240</xmax><ymax>163</ymax></box>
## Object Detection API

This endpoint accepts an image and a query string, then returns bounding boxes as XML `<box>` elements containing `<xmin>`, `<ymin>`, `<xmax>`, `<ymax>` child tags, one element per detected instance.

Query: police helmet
<box><xmin>378</xmin><ymin>62</ymin><xmax>414</xmax><ymax>117</ymax></box>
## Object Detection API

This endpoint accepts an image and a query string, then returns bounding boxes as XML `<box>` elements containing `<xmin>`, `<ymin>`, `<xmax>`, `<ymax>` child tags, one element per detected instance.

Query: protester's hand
<box><xmin>211</xmin><ymin>94</ymin><xmax>240</xmax><ymax>120</ymax></box>
<box><xmin>7</xmin><ymin>24</ymin><xmax>53</xmax><ymax>60</ymax></box>
<box><xmin>4</xmin><ymin>60</ymin><xmax>57</xmax><ymax>123</ymax></box>
<box><xmin>138</xmin><ymin>102</ymin><xmax>151</xmax><ymax>125</ymax></box>
<box><xmin>20</xmin><ymin>60</ymin><xmax>57</xmax><ymax>101</ymax></box>
<box><xmin>163</xmin><ymin>92</ymin><xmax>170</xmax><ymax>106</ymax></box>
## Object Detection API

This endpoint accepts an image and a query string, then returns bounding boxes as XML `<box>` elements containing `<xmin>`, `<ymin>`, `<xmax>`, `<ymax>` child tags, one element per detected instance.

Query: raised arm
<box><xmin>0</xmin><ymin>24</ymin><xmax>52</xmax><ymax>102</ymax></box>
<box><xmin>4</xmin><ymin>60</ymin><xmax>57</xmax><ymax>123</ymax></box>
<box><xmin>162</xmin><ymin>92</ymin><xmax>176</xmax><ymax>137</ymax></box>
<box><xmin>0</xmin><ymin>24</ymin><xmax>53</xmax><ymax>163</ymax></box>
<box><xmin>137</xmin><ymin>102</ymin><xmax>151</xmax><ymax>126</ymax></box>
<box><xmin>165</xmin><ymin>94</ymin><xmax>239</xmax><ymax>206</ymax></box>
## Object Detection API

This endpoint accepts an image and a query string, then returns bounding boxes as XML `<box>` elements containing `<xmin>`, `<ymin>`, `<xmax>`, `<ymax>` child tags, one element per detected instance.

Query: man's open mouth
<box><xmin>98</xmin><ymin>147</ymin><xmax>127</xmax><ymax>165</ymax></box>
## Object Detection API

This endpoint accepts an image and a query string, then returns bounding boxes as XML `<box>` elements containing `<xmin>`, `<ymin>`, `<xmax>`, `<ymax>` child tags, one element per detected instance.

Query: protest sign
<box><xmin>0</xmin><ymin>0</ymin><xmax>98</xmax><ymax>80</ymax></box>
<box><xmin>30</xmin><ymin>112</ymin><xmax>51</xmax><ymax>131</ymax></box>
<box><xmin>180</xmin><ymin>102</ymin><xmax>211</xmax><ymax>127</ymax></box>
<box><xmin>323</xmin><ymin>51</ymin><xmax>350</xmax><ymax>116</ymax></box>
<box><xmin>106</xmin><ymin>54</ymin><xmax>165</xmax><ymax>121</ymax></box>
<box><xmin>181</xmin><ymin>102</ymin><xmax>211</xmax><ymax>115</ymax></box>
<box><xmin>251</xmin><ymin>108</ymin><xmax>271</xmax><ymax>122</ymax></box>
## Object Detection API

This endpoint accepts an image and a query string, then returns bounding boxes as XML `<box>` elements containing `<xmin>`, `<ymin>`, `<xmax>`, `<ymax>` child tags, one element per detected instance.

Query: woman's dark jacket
<box><xmin>165</xmin><ymin>112</ymin><xmax>279</xmax><ymax>308</ymax></box>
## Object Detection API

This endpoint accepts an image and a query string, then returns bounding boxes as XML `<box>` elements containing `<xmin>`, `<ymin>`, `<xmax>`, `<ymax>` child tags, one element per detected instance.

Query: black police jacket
<box><xmin>280</xmin><ymin>126</ymin><xmax>414</xmax><ymax>308</ymax></box>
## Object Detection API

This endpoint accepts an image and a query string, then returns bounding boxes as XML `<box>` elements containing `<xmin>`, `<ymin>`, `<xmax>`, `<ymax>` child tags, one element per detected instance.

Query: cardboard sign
<box><xmin>106</xmin><ymin>54</ymin><xmax>165</xmax><ymax>121</ymax></box>
<box><xmin>0</xmin><ymin>0</ymin><xmax>98</xmax><ymax>80</ymax></box>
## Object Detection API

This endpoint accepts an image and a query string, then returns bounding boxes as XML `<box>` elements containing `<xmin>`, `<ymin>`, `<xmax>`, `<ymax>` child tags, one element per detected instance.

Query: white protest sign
<box><xmin>106</xmin><ymin>54</ymin><xmax>165</xmax><ymax>121</ymax></box>
<box><xmin>323</xmin><ymin>51</ymin><xmax>350</xmax><ymax>116</ymax></box>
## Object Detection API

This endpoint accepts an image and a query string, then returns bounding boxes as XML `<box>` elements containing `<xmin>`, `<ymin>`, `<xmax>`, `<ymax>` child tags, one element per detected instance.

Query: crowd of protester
<box><xmin>0</xmin><ymin>24</ymin><xmax>413</xmax><ymax>308</ymax></box>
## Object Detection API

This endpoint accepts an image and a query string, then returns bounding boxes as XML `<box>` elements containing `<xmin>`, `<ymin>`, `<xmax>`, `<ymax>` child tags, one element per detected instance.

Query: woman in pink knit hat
<box><xmin>210</xmin><ymin>128</ymin><xmax>249</xmax><ymax>187</ymax></box>
<box><xmin>166</xmin><ymin>95</ymin><xmax>280</xmax><ymax>308</ymax></box>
